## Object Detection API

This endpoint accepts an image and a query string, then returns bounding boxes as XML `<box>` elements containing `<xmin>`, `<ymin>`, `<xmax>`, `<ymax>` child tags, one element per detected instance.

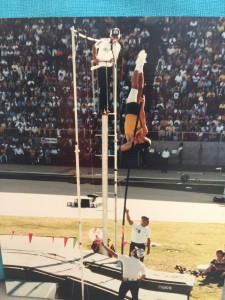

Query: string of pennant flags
<box><xmin>8</xmin><ymin>231</ymin><xmax>78</xmax><ymax>248</ymax></box>
<box><xmin>5</xmin><ymin>230</ymin><xmax>130</xmax><ymax>249</ymax></box>
<box><xmin>88</xmin><ymin>228</ymin><xmax>129</xmax><ymax>248</ymax></box>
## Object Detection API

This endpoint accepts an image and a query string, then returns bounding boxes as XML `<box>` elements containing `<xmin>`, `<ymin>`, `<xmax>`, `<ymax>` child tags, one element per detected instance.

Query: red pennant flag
<box><xmin>122</xmin><ymin>241</ymin><xmax>128</xmax><ymax>247</ymax></box>
<box><xmin>28</xmin><ymin>233</ymin><xmax>33</xmax><ymax>243</ymax></box>
<box><xmin>64</xmin><ymin>237</ymin><xmax>68</xmax><ymax>247</ymax></box>
<box><xmin>52</xmin><ymin>236</ymin><xmax>55</xmax><ymax>243</ymax></box>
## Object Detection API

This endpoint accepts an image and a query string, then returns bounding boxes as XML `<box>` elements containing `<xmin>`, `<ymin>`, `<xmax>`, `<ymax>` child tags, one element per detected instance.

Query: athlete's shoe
<box><xmin>135</xmin><ymin>50</ymin><xmax>147</xmax><ymax>65</ymax></box>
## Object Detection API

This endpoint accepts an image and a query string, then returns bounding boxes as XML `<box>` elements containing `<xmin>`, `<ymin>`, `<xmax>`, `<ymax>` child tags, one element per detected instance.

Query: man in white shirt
<box><xmin>14</xmin><ymin>145</ymin><xmax>24</xmax><ymax>163</ymax></box>
<box><xmin>92</xmin><ymin>28</ymin><xmax>121</xmax><ymax>114</ymax></box>
<box><xmin>216</xmin><ymin>121</ymin><xmax>224</xmax><ymax>133</ymax></box>
<box><xmin>161</xmin><ymin>146</ymin><xmax>170</xmax><ymax>173</ymax></box>
<box><xmin>125</xmin><ymin>208</ymin><xmax>151</xmax><ymax>262</ymax></box>
<box><xmin>101</xmin><ymin>241</ymin><xmax>145</xmax><ymax>300</ymax></box>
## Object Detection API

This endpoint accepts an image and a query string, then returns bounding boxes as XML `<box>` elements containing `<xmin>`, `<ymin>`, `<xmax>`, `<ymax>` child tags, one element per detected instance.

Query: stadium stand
<box><xmin>0</xmin><ymin>17</ymin><xmax>225</xmax><ymax>165</ymax></box>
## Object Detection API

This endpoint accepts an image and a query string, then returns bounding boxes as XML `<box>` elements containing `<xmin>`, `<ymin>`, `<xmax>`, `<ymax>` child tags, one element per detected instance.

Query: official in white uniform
<box><xmin>125</xmin><ymin>208</ymin><xmax>151</xmax><ymax>262</ymax></box>
<box><xmin>92</xmin><ymin>28</ymin><xmax>121</xmax><ymax>114</ymax></box>
<box><xmin>101</xmin><ymin>241</ymin><xmax>146</xmax><ymax>300</ymax></box>
<box><xmin>161</xmin><ymin>146</ymin><xmax>170</xmax><ymax>173</ymax></box>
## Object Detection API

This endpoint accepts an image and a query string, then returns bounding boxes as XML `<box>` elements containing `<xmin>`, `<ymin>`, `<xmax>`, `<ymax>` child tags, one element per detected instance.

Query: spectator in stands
<box><xmin>0</xmin><ymin>145</ymin><xmax>7</xmax><ymax>163</ymax></box>
<box><xmin>50</xmin><ymin>145</ymin><xmax>60</xmax><ymax>165</ymax></box>
<box><xmin>29</xmin><ymin>147</ymin><xmax>37</xmax><ymax>164</ymax></box>
<box><xmin>140</xmin><ymin>27</ymin><xmax>150</xmax><ymax>48</ymax></box>
<box><xmin>14</xmin><ymin>145</ymin><xmax>24</xmax><ymax>163</ymax></box>
<box><xmin>2</xmin><ymin>16</ymin><xmax>225</xmax><ymax>165</ymax></box>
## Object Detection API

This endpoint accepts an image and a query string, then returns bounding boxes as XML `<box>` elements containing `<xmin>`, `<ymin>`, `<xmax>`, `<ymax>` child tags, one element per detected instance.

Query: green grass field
<box><xmin>0</xmin><ymin>216</ymin><xmax>224</xmax><ymax>299</ymax></box>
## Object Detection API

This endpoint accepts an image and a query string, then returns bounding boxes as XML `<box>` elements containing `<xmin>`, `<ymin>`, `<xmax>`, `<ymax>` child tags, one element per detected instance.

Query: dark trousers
<box><xmin>177</xmin><ymin>153</ymin><xmax>183</xmax><ymax>165</ymax></box>
<box><xmin>206</xmin><ymin>268</ymin><xmax>225</xmax><ymax>282</ymax></box>
<box><xmin>161</xmin><ymin>157</ymin><xmax>169</xmax><ymax>173</ymax></box>
<box><xmin>97</xmin><ymin>66</ymin><xmax>112</xmax><ymax>111</ymax></box>
<box><xmin>129</xmin><ymin>241</ymin><xmax>145</xmax><ymax>262</ymax></box>
<box><xmin>118</xmin><ymin>281</ymin><xmax>139</xmax><ymax>300</ymax></box>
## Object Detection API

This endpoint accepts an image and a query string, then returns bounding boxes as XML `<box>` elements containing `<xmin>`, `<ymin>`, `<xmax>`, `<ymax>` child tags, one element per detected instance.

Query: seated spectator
<box><xmin>203</xmin><ymin>250</ymin><xmax>225</xmax><ymax>285</ymax></box>
<box><xmin>29</xmin><ymin>147</ymin><xmax>37</xmax><ymax>165</ymax></box>
<box><xmin>165</xmin><ymin>123</ymin><xmax>173</xmax><ymax>140</ymax></box>
<box><xmin>0</xmin><ymin>146</ymin><xmax>7</xmax><ymax>163</ymax></box>
<box><xmin>50</xmin><ymin>145</ymin><xmax>60</xmax><ymax>165</ymax></box>
<box><xmin>158</xmin><ymin>126</ymin><xmax>166</xmax><ymax>140</ymax></box>
<box><xmin>216</xmin><ymin>121</ymin><xmax>224</xmax><ymax>133</ymax></box>
<box><xmin>153</xmin><ymin>74</ymin><xmax>162</xmax><ymax>92</ymax></box>
<box><xmin>14</xmin><ymin>145</ymin><xmax>24</xmax><ymax>163</ymax></box>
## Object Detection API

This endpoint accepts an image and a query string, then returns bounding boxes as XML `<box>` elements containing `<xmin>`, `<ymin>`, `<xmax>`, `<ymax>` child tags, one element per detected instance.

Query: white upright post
<box><xmin>91</xmin><ymin>60</ymin><xmax>96</xmax><ymax>112</ymax></box>
<box><xmin>70</xmin><ymin>26</ymin><xmax>84</xmax><ymax>300</ymax></box>
<box><xmin>113</xmin><ymin>61</ymin><xmax>118</xmax><ymax>250</ymax></box>
<box><xmin>102</xmin><ymin>114</ymin><xmax>108</xmax><ymax>244</ymax></box>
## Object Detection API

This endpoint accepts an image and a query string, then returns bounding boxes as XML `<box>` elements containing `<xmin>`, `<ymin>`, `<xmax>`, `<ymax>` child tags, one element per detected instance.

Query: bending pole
<box><xmin>121</xmin><ymin>102</ymin><xmax>142</xmax><ymax>254</ymax></box>
<box><xmin>113</xmin><ymin>60</ymin><xmax>118</xmax><ymax>251</ymax></box>
<box><xmin>102</xmin><ymin>114</ymin><xmax>108</xmax><ymax>245</ymax></box>
<box><xmin>70</xmin><ymin>26</ymin><xmax>84</xmax><ymax>300</ymax></box>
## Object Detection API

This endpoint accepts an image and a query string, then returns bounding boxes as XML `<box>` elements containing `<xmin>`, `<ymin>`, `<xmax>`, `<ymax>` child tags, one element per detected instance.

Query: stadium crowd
<box><xmin>0</xmin><ymin>16</ymin><xmax>225</xmax><ymax>165</ymax></box>
<box><xmin>150</xmin><ymin>17</ymin><xmax>225</xmax><ymax>143</ymax></box>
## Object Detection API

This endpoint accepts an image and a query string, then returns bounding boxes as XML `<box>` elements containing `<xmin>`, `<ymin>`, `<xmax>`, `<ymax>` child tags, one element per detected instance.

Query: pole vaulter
<box><xmin>120</xmin><ymin>50</ymin><xmax>151</xmax><ymax>253</ymax></box>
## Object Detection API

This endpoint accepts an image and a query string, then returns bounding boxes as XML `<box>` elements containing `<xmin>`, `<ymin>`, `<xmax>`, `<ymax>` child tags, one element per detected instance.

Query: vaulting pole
<box><xmin>71</xmin><ymin>26</ymin><xmax>84</xmax><ymax>300</ymax></box>
<box><xmin>102</xmin><ymin>114</ymin><xmax>108</xmax><ymax>245</ymax></box>
<box><xmin>113</xmin><ymin>60</ymin><xmax>118</xmax><ymax>250</ymax></box>
<box><xmin>121</xmin><ymin>102</ymin><xmax>143</xmax><ymax>254</ymax></box>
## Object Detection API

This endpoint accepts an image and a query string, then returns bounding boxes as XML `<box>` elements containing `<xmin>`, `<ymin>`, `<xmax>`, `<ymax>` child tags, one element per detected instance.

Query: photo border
<box><xmin>0</xmin><ymin>0</ymin><xmax>224</xmax><ymax>18</ymax></box>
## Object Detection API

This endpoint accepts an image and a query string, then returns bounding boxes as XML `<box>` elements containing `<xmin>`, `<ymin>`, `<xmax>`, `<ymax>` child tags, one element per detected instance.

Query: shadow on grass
<box><xmin>199</xmin><ymin>277</ymin><xmax>224</xmax><ymax>287</ymax></box>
